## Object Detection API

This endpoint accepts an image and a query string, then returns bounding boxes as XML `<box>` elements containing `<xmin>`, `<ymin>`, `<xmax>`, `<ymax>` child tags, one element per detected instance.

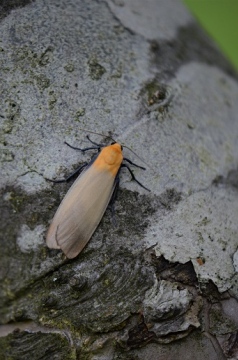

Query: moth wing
<box><xmin>46</xmin><ymin>165</ymin><xmax>116</xmax><ymax>258</ymax></box>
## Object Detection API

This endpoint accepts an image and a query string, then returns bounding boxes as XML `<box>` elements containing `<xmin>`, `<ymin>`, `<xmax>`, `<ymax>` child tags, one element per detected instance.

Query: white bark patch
<box><xmin>17</xmin><ymin>172</ymin><xmax>47</xmax><ymax>194</ymax></box>
<box><xmin>145</xmin><ymin>186</ymin><xmax>238</xmax><ymax>292</ymax></box>
<box><xmin>17</xmin><ymin>224</ymin><xmax>45</xmax><ymax>253</ymax></box>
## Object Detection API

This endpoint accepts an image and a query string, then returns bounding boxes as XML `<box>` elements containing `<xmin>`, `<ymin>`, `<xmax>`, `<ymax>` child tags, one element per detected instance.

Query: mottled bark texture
<box><xmin>0</xmin><ymin>0</ymin><xmax>238</xmax><ymax>359</ymax></box>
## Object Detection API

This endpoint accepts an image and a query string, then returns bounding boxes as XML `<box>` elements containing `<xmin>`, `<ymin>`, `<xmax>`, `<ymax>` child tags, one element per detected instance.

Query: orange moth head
<box><xmin>93</xmin><ymin>143</ymin><xmax>123</xmax><ymax>176</ymax></box>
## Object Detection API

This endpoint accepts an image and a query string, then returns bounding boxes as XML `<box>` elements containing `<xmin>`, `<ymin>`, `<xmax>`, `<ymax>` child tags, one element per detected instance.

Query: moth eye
<box><xmin>111</xmin><ymin>141</ymin><xmax>116</xmax><ymax>145</ymax></box>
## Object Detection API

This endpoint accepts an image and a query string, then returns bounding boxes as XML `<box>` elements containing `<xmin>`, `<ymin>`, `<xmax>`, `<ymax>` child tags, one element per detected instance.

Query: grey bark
<box><xmin>0</xmin><ymin>0</ymin><xmax>238</xmax><ymax>359</ymax></box>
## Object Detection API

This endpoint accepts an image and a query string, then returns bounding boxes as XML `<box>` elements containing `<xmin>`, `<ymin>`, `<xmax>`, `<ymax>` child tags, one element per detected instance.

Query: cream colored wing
<box><xmin>46</xmin><ymin>165</ymin><xmax>116</xmax><ymax>258</ymax></box>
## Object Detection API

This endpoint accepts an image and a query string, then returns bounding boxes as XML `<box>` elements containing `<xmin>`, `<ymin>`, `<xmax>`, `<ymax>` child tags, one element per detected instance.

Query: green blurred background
<box><xmin>183</xmin><ymin>0</ymin><xmax>238</xmax><ymax>71</ymax></box>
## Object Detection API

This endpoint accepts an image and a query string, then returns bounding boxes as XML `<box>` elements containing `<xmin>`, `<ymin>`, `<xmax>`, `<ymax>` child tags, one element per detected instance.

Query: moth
<box><xmin>46</xmin><ymin>135</ymin><xmax>149</xmax><ymax>258</ymax></box>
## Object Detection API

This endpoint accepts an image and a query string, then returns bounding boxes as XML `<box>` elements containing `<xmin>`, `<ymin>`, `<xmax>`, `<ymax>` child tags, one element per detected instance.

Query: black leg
<box><xmin>86</xmin><ymin>135</ymin><xmax>105</xmax><ymax>147</ymax></box>
<box><xmin>64</xmin><ymin>135</ymin><xmax>107</xmax><ymax>152</ymax></box>
<box><xmin>123</xmin><ymin>157</ymin><xmax>146</xmax><ymax>170</ymax></box>
<box><xmin>46</xmin><ymin>162</ymin><xmax>88</xmax><ymax>183</ymax></box>
<box><xmin>121</xmin><ymin>164</ymin><xmax>150</xmax><ymax>191</ymax></box>
<box><xmin>64</xmin><ymin>141</ymin><xmax>100</xmax><ymax>152</ymax></box>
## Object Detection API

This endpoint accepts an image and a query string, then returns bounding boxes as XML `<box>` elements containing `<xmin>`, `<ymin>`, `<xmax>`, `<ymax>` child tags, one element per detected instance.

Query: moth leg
<box><xmin>121</xmin><ymin>164</ymin><xmax>150</xmax><ymax>192</ymax></box>
<box><xmin>65</xmin><ymin>141</ymin><xmax>100</xmax><ymax>153</ymax></box>
<box><xmin>46</xmin><ymin>162</ymin><xmax>88</xmax><ymax>183</ymax></box>
<box><xmin>123</xmin><ymin>157</ymin><xmax>146</xmax><ymax>170</ymax></box>
<box><xmin>85</xmin><ymin>135</ymin><xmax>104</xmax><ymax>147</ymax></box>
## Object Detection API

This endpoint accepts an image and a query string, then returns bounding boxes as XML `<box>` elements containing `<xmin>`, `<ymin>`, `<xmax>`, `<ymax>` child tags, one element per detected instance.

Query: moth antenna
<box><xmin>120</xmin><ymin>144</ymin><xmax>153</xmax><ymax>170</ymax></box>
<box><xmin>78</xmin><ymin>128</ymin><xmax>116</xmax><ymax>143</ymax></box>
<box><xmin>78</xmin><ymin>127</ymin><xmax>152</xmax><ymax>169</ymax></box>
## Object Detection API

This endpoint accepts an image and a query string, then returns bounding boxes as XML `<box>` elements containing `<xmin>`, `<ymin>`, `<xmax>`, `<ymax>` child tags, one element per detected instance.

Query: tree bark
<box><xmin>0</xmin><ymin>0</ymin><xmax>238</xmax><ymax>359</ymax></box>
